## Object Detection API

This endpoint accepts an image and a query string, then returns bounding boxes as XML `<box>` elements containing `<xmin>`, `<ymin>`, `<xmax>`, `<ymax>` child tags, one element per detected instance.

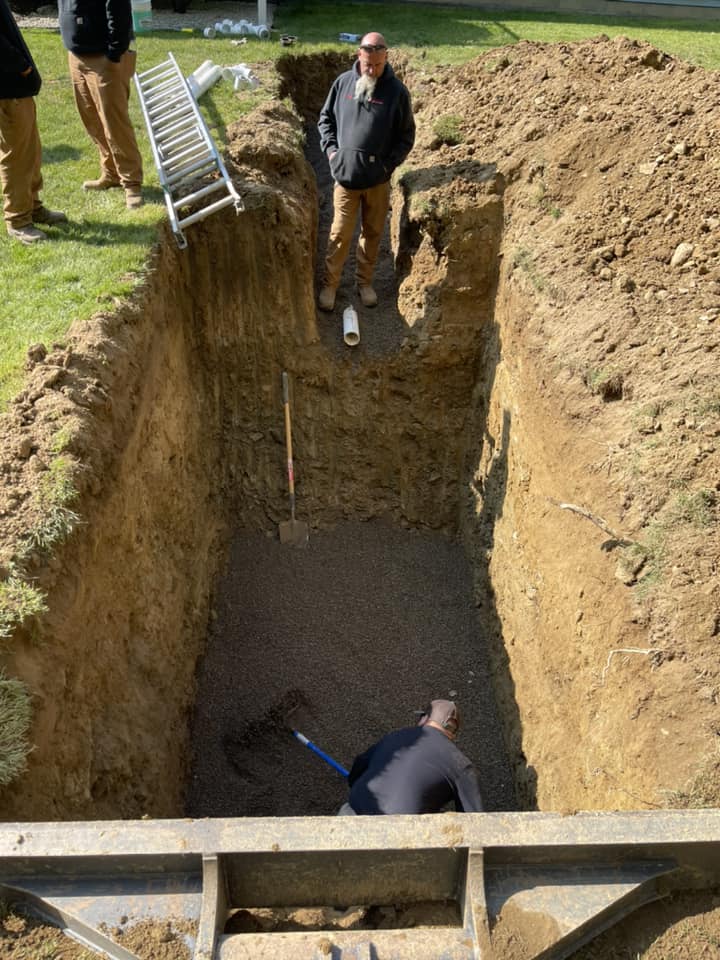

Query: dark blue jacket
<box><xmin>59</xmin><ymin>0</ymin><xmax>134</xmax><ymax>62</ymax></box>
<box><xmin>347</xmin><ymin>725</ymin><xmax>484</xmax><ymax>815</ymax></box>
<box><xmin>318</xmin><ymin>60</ymin><xmax>415</xmax><ymax>191</ymax></box>
<box><xmin>0</xmin><ymin>0</ymin><xmax>41</xmax><ymax>99</ymax></box>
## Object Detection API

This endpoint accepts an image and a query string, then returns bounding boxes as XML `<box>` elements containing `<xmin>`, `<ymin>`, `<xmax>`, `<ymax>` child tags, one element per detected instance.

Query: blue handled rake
<box><xmin>292</xmin><ymin>730</ymin><xmax>349</xmax><ymax>778</ymax></box>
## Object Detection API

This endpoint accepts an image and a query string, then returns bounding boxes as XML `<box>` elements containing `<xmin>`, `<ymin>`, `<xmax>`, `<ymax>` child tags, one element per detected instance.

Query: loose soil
<box><xmin>0</xmin><ymin>905</ymin><xmax>195</xmax><ymax>960</ymax></box>
<box><xmin>0</xmin><ymin>29</ymin><xmax>718</xmax><ymax>960</ymax></box>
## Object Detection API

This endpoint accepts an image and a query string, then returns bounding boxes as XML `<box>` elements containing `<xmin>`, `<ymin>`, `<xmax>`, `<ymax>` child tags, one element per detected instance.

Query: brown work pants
<box><xmin>324</xmin><ymin>180</ymin><xmax>391</xmax><ymax>289</ymax></box>
<box><xmin>69</xmin><ymin>50</ymin><xmax>143</xmax><ymax>188</ymax></box>
<box><xmin>0</xmin><ymin>97</ymin><xmax>43</xmax><ymax>229</ymax></box>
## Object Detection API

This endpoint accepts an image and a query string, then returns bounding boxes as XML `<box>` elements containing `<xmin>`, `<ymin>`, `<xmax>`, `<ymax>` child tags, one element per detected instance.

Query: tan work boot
<box><xmin>318</xmin><ymin>286</ymin><xmax>336</xmax><ymax>311</ymax></box>
<box><xmin>358</xmin><ymin>284</ymin><xmax>378</xmax><ymax>308</ymax></box>
<box><xmin>33</xmin><ymin>207</ymin><xmax>68</xmax><ymax>225</ymax></box>
<box><xmin>83</xmin><ymin>176</ymin><xmax>121</xmax><ymax>191</ymax></box>
<box><xmin>7</xmin><ymin>224</ymin><xmax>47</xmax><ymax>244</ymax></box>
<box><xmin>125</xmin><ymin>188</ymin><xmax>144</xmax><ymax>209</ymax></box>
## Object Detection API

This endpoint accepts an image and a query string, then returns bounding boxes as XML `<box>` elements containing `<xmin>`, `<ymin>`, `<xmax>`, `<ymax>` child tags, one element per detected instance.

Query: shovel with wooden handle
<box><xmin>279</xmin><ymin>371</ymin><xmax>309</xmax><ymax>546</ymax></box>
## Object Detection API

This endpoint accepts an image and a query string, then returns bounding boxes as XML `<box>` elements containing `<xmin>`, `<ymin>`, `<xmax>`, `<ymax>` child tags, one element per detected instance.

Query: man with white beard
<box><xmin>317</xmin><ymin>32</ymin><xmax>415</xmax><ymax>311</ymax></box>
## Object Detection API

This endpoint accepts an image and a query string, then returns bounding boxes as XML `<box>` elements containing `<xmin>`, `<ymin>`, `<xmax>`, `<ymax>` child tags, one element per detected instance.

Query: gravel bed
<box><xmin>186</xmin><ymin>521</ymin><xmax>518</xmax><ymax>818</ymax></box>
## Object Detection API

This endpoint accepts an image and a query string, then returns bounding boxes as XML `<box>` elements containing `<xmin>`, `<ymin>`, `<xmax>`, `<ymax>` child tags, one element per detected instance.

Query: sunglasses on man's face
<box><xmin>360</xmin><ymin>44</ymin><xmax>387</xmax><ymax>53</ymax></box>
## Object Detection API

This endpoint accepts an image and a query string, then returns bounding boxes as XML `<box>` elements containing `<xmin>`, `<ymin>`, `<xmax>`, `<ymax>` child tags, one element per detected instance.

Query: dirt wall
<box><xmin>465</xmin><ymin>281</ymin><xmax>660</xmax><ymax>811</ymax></box>
<box><xmin>0</xmin><ymin>107</ymin><xmax>321</xmax><ymax>821</ymax></box>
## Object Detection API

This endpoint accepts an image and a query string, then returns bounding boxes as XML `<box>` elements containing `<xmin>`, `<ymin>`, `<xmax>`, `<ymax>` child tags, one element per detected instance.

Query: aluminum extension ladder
<box><xmin>134</xmin><ymin>53</ymin><xmax>243</xmax><ymax>249</ymax></box>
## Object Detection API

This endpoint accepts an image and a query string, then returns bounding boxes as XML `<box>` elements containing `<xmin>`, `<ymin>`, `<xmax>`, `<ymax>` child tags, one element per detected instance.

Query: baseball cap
<box><xmin>419</xmin><ymin>699</ymin><xmax>460</xmax><ymax>734</ymax></box>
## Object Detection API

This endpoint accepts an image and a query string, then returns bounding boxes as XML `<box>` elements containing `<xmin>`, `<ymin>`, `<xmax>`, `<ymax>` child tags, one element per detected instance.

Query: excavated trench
<box><xmin>184</xmin><ymin>55</ymin><xmax>516</xmax><ymax>819</ymax></box>
<box><xmin>0</xmin><ymin>53</ymin><xmax>644</xmax><ymax>824</ymax></box>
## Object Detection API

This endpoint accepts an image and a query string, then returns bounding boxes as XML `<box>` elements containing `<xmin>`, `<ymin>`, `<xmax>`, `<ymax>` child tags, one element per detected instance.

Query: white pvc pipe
<box><xmin>258</xmin><ymin>0</ymin><xmax>268</xmax><ymax>29</ymax></box>
<box><xmin>186</xmin><ymin>60</ymin><xmax>213</xmax><ymax>97</ymax></box>
<box><xmin>187</xmin><ymin>63</ymin><xmax>222</xmax><ymax>100</ymax></box>
<box><xmin>223</xmin><ymin>63</ymin><xmax>260</xmax><ymax>90</ymax></box>
<box><xmin>343</xmin><ymin>306</ymin><xmax>360</xmax><ymax>346</ymax></box>
<box><xmin>192</xmin><ymin>59</ymin><xmax>214</xmax><ymax>78</ymax></box>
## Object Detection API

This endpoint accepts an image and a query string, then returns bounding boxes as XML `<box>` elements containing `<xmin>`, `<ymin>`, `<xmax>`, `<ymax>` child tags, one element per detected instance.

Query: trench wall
<box><xmin>464</xmin><ymin>269</ymin><xmax>666</xmax><ymax>812</ymax></box>
<box><xmin>0</xmin><ymin>108</ymin><xmax>320</xmax><ymax>821</ymax></box>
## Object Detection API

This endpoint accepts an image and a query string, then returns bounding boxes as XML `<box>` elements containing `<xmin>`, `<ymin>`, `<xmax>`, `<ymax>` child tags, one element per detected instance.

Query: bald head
<box><xmin>357</xmin><ymin>31</ymin><xmax>388</xmax><ymax>78</ymax></box>
<box><xmin>361</xmin><ymin>31</ymin><xmax>387</xmax><ymax>49</ymax></box>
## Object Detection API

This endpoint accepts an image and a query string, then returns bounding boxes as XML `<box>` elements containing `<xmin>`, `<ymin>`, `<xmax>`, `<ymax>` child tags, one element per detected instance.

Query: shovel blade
<box><xmin>279</xmin><ymin>518</ymin><xmax>309</xmax><ymax>546</ymax></box>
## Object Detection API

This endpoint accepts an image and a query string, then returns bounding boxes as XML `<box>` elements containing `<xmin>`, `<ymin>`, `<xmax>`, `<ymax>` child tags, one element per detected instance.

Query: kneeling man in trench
<box><xmin>338</xmin><ymin>700</ymin><xmax>483</xmax><ymax>815</ymax></box>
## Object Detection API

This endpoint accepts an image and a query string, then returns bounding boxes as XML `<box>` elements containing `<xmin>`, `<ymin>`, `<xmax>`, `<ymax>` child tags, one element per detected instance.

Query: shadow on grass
<box><xmin>42</xmin><ymin>143</ymin><xmax>83</xmax><ymax>164</ymax></box>
<box><xmin>44</xmin><ymin>217</ymin><xmax>162</xmax><ymax>247</ymax></box>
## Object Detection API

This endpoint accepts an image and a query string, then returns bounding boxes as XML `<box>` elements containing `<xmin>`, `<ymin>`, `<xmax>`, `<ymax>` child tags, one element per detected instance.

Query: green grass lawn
<box><xmin>0</xmin><ymin>29</ymin><xmax>264</xmax><ymax>405</ymax></box>
<box><xmin>1</xmin><ymin>4</ymin><xmax>718</xmax><ymax>407</ymax></box>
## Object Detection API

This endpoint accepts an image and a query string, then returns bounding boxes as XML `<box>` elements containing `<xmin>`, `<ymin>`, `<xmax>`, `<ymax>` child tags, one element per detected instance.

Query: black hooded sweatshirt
<box><xmin>347</xmin><ymin>726</ymin><xmax>484</xmax><ymax>815</ymax></box>
<box><xmin>58</xmin><ymin>0</ymin><xmax>134</xmax><ymax>62</ymax></box>
<box><xmin>0</xmin><ymin>0</ymin><xmax>41</xmax><ymax>99</ymax></box>
<box><xmin>318</xmin><ymin>60</ymin><xmax>415</xmax><ymax>191</ymax></box>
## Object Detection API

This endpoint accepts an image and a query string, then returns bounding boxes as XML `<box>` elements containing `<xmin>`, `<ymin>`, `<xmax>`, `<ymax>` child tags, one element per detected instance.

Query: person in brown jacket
<box><xmin>59</xmin><ymin>0</ymin><xmax>144</xmax><ymax>209</ymax></box>
<box><xmin>0</xmin><ymin>0</ymin><xmax>67</xmax><ymax>244</ymax></box>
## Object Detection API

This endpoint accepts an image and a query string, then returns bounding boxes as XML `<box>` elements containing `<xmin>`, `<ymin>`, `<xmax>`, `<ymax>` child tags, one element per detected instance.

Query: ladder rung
<box><xmin>173</xmin><ymin>179</ymin><xmax>227</xmax><ymax>210</ymax></box>
<box><xmin>144</xmin><ymin>76</ymin><xmax>184</xmax><ymax>100</ymax></box>
<box><xmin>153</xmin><ymin>104</ymin><xmax>195</xmax><ymax>129</ymax></box>
<box><xmin>167</xmin><ymin>157</ymin><xmax>216</xmax><ymax>187</ymax></box>
<box><xmin>163</xmin><ymin>136</ymin><xmax>208</xmax><ymax>159</ymax></box>
<box><xmin>164</xmin><ymin>144</ymin><xmax>210</xmax><ymax>170</ymax></box>
<box><xmin>178</xmin><ymin>194</ymin><xmax>238</xmax><ymax>230</ymax></box>
<box><xmin>159</xmin><ymin>130</ymin><xmax>204</xmax><ymax>156</ymax></box>
<box><xmin>167</xmin><ymin>170</ymin><xmax>217</xmax><ymax>194</ymax></box>
<box><xmin>139</xmin><ymin>71</ymin><xmax>177</xmax><ymax>92</ymax></box>
<box><xmin>161</xmin><ymin>141</ymin><xmax>206</xmax><ymax>166</ymax></box>
<box><xmin>153</xmin><ymin>114</ymin><xmax>195</xmax><ymax>138</ymax></box>
<box><xmin>155</xmin><ymin>117</ymin><xmax>200</xmax><ymax>143</ymax></box>
<box><xmin>145</xmin><ymin>87</ymin><xmax>187</xmax><ymax>112</ymax></box>
<box><xmin>138</xmin><ymin>60</ymin><xmax>175</xmax><ymax>80</ymax></box>
<box><xmin>164</xmin><ymin>138</ymin><xmax>209</xmax><ymax>161</ymax></box>
<box><xmin>148</xmin><ymin>95</ymin><xmax>190</xmax><ymax>120</ymax></box>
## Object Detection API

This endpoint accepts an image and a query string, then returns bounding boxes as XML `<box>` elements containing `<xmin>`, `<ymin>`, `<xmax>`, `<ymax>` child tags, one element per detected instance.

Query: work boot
<box><xmin>125</xmin><ymin>188</ymin><xmax>144</xmax><ymax>209</ymax></box>
<box><xmin>318</xmin><ymin>286</ymin><xmax>336</xmax><ymax>312</ymax></box>
<box><xmin>7</xmin><ymin>224</ymin><xmax>47</xmax><ymax>244</ymax></box>
<box><xmin>358</xmin><ymin>284</ymin><xmax>378</xmax><ymax>308</ymax></box>
<box><xmin>33</xmin><ymin>207</ymin><xmax>68</xmax><ymax>225</ymax></box>
<box><xmin>83</xmin><ymin>176</ymin><xmax>121</xmax><ymax>190</ymax></box>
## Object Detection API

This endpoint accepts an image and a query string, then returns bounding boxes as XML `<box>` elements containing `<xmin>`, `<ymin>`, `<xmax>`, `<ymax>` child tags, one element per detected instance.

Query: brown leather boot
<box><xmin>8</xmin><ymin>224</ymin><xmax>47</xmax><ymax>244</ymax></box>
<box><xmin>125</xmin><ymin>188</ymin><xmax>144</xmax><ymax>209</ymax></box>
<box><xmin>83</xmin><ymin>177</ymin><xmax>121</xmax><ymax>190</ymax></box>
<box><xmin>318</xmin><ymin>286</ymin><xmax>336</xmax><ymax>311</ymax></box>
<box><xmin>33</xmin><ymin>207</ymin><xmax>68</xmax><ymax>225</ymax></box>
<box><xmin>358</xmin><ymin>285</ymin><xmax>378</xmax><ymax>308</ymax></box>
